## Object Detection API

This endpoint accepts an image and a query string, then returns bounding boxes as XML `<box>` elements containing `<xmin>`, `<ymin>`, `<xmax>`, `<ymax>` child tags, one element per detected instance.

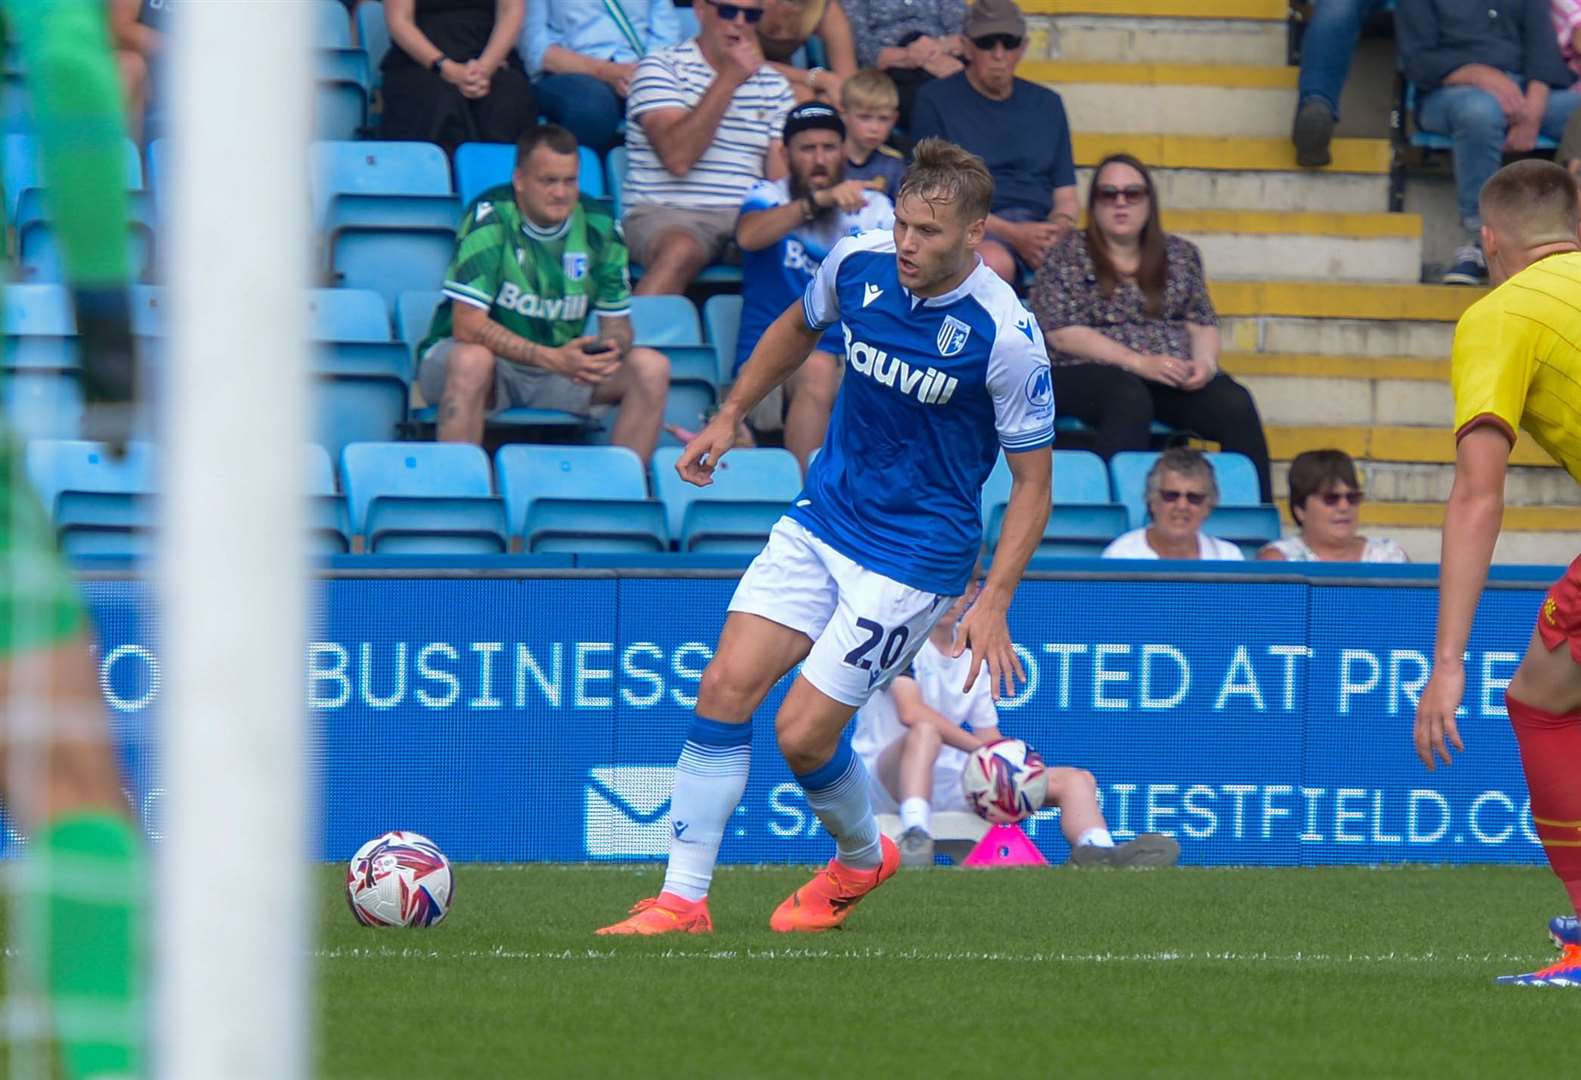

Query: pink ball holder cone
<box><xmin>962</xmin><ymin>823</ymin><xmax>1050</xmax><ymax>868</ymax></box>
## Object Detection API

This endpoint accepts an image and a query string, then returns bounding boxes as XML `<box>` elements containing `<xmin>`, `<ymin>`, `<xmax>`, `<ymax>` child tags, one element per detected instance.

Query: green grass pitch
<box><xmin>319</xmin><ymin>863</ymin><xmax>1574</xmax><ymax>1078</ymax></box>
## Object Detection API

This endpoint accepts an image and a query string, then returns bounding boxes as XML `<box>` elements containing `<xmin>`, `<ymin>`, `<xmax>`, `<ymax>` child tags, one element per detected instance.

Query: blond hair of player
<box><xmin>1414</xmin><ymin>158</ymin><xmax>1581</xmax><ymax>986</ymax></box>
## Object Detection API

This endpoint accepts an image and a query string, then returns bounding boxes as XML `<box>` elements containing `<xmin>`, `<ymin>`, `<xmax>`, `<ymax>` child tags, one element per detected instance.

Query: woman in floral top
<box><xmin>1029</xmin><ymin>152</ymin><xmax>1273</xmax><ymax>501</ymax></box>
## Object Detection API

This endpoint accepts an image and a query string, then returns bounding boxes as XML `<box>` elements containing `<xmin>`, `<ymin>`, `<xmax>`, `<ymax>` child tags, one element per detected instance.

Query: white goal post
<box><xmin>159</xmin><ymin>3</ymin><xmax>312</xmax><ymax>1077</ymax></box>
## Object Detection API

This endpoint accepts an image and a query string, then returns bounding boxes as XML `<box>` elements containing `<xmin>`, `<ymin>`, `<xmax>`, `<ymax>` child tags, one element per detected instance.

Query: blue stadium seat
<box><xmin>315</xmin><ymin>49</ymin><xmax>372</xmax><ymax>140</ymax></box>
<box><xmin>5</xmin><ymin>133</ymin><xmax>144</xmax><ymax>224</ymax></box>
<box><xmin>606</xmin><ymin>148</ymin><xmax>627</xmax><ymax>216</ymax></box>
<box><xmin>1111</xmin><ymin>449</ymin><xmax>1267</xmax><ymax>529</ymax></box>
<box><xmin>313</xmin><ymin>141</ymin><xmax>459</xmax><ymax>314</ymax></box>
<box><xmin>1205</xmin><ymin>504</ymin><xmax>1283</xmax><ymax>557</ymax></box>
<box><xmin>454</xmin><ymin>141</ymin><xmax>606</xmax><ymax>206</ymax></box>
<box><xmin>628</xmin><ymin>295</ymin><xmax>702</xmax><ymax>345</ymax></box>
<box><xmin>340</xmin><ymin>442</ymin><xmax>507</xmax><ymax>554</ymax></box>
<box><xmin>4</xmin><ymin>370</ymin><xmax>81</xmax><ymax>440</ymax></box>
<box><xmin>308</xmin><ymin>289</ymin><xmax>409</xmax><ymax>455</ymax></box>
<box><xmin>396</xmin><ymin>289</ymin><xmax>445</xmax><ymax>355</ymax></box>
<box><xmin>980</xmin><ymin>450</ymin><xmax>1129</xmax><ymax>556</ymax></box>
<box><xmin>2</xmin><ymin>72</ymin><xmax>28</xmax><ymax>133</ymax></box>
<box><xmin>3</xmin><ymin>282</ymin><xmax>72</xmax><ymax>336</ymax></box>
<box><xmin>355</xmin><ymin>1</ymin><xmax>392</xmax><ymax>88</ymax></box>
<box><xmin>24</xmin><ymin>439</ymin><xmax>158</xmax><ymax>557</ymax></box>
<box><xmin>306</xmin><ymin>443</ymin><xmax>352</xmax><ymax>553</ymax></box>
<box><xmin>3</xmin><ymin>283</ymin><xmax>76</xmax><ymax>373</ymax></box>
<box><xmin>496</xmin><ymin>444</ymin><xmax>668</xmax><ymax>552</ymax></box>
<box><xmin>703</xmin><ymin>294</ymin><xmax>742</xmax><ymax>386</ymax></box>
<box><xmin>6</xmin><ymin>133</ymin><xmax>152</xmax><ymax>281</ymax></box>
<box><xmin>650</xmin><ymin>446</ymin><xmax>801</xmax><ymax>552</ymax></box>
<box><xmin>1053</xmin><ymin>449</ymin><xmax>1114</xmax><ymax>505</ymax></box>
<box><xmin>1206</xmin><ymin>451</ymin><xmax>1261</xmax><ymax>506</ymax></box>
<box><xmin>313</xmin><ymin>0</ymin><xmax>354</xmax><ymax>47</ymax></box>
<box><xmin>308</xmin><ymin>288</ymin><xmax>390</xmax><ymax>342</ymax></box>
<box><xmin>129</xmin><ymin>284</ymin><xmax>166</xmax><ymax>336</ymax></box>
<box><xmin>146</xmin><ymin>138</ymin><xmax>171</xmax><ymax>217</ymax></box>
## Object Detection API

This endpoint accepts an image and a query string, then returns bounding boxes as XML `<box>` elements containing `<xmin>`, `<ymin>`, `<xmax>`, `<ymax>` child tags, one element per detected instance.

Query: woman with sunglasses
<box><xmin>1102</xmin><ymin>447</ymin><xmax>1245</xmax><ymax>561</ymax></box>
<box><xmin>1029</xmin><ymin>153</ymin><xmax>1274</xmax><ymax>503</ymax></box>
<box><xmin>1258</xmin><ymin>449</ymin><xmax>1408</xmax><ymax>562</ymax></box>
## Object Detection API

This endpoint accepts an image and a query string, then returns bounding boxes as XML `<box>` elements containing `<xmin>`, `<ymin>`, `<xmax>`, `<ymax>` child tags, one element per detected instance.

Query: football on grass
<box><xmin>962</xmin><ymin>738</ymin><xmax>1049</xmax><ymax>824</ymax></box>
<box><xmin>346</xmin><ymin>831</ymin><xmax>453</xmax><ymax>927</ymax></box>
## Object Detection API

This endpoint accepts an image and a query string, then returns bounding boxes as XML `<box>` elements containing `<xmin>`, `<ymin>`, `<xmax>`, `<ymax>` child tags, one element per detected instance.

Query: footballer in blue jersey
<box><xmin>598</xmin><ymin>138</ymin><xmax>1053</xmax><ymax>939</ymax></box>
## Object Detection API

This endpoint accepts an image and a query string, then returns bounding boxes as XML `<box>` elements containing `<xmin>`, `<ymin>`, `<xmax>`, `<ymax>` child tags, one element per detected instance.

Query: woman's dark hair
<box><xmin>1085</xmin><ymin>153</ymin><xmax>1166</xmax><ymax>318</ymax></box>
<box><xmin>1287</xmin><ymin>449</ymin><xmax>1361</xmax><ymax>526</ymax></box>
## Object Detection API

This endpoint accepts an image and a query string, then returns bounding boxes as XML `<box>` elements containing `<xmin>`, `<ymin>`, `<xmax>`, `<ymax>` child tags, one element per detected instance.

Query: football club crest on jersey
<box><xmin>936</xmin><ymin>315</ymin><xmax>971</xmax><ymax>358</ymax></box>
<box><xmin>564</xmin><ymin>252</ymin><xmax>588</xmax><ymax>280</ymax></box>
<box><xmin>1024</xmin><ymin>365</ymin><xmax>1053</xmax><ymax>413</ymax></box>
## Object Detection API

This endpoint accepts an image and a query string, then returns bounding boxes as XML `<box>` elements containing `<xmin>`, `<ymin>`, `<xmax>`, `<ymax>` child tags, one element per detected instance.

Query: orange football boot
<box><xmin>769</xmin><ymin>834</ymin><xmax>900</xmax><ymax>932</ymax></box>
<box><xmin>595</xmin><ymin>892</ymin><xmax>713</xmax><ymax>936</ymax></box>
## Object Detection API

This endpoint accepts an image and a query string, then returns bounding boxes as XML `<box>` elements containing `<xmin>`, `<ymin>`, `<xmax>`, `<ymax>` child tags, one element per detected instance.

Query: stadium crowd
<box><xmin>59</xmin><ymin>0</ymin><xmax>1581</xmax><ymax>562</ymax></box>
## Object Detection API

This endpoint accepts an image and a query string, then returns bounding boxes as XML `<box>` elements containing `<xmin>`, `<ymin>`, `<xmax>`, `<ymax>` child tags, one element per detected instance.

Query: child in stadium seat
<box><xmin>853</xmin><ymin>588</ymin><xmax>1181</xmax><ymax>869</ymax></box>
<box><xmin>1257</xmin><ymin>449</ymin><xmax>1409</xmax><ymax>563</ymax></box>
<box><xmin>1101</xmin><ymin>447</ymin><xmax>1244</xmax><ymax>561</ymax></box>
<box><xmin>841</xmin><ymin>69</ymin><xmax>907</xmax><ymax>199</ymax></box>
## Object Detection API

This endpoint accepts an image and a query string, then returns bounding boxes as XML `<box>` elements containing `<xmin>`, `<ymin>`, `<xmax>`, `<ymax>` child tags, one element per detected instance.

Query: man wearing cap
<box><xmin>909</xmin><ymin>0</ymin><xmax>1077</xmax><ymax>283</ymax></box>
<box><xmin>734</xmin><ymin>101</ymin><xmax>894</xmax><ymax>470</ymax></box>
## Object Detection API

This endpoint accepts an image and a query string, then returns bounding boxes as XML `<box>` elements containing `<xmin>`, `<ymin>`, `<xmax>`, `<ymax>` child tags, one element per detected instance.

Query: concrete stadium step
<box><xmin>1222</xmin><ymin>353</ymin><xmax>1449</xmax><ymax>427</ymax></box>
<box><xmin>1024</xmin><ymin>61</ymin><xmax>1299</xmax><ymax>137</ymax></box>
<box><xmin>1159</xmin><ymin>210</ymin><xmax>1422</xmax><ymax>282</ymax></box>
<box><xmin>1022</xmin><ymin>0</ymin><xmax>1287</xmax><ymax>66</ymax></box>
<box><xmin>1073</xmin><ymin>134</ymin><xmax>1392</xmax><ymax>214</ymax></box>
<box><xmin>1212</xmin><ymin>281</ymin><xmax>1485</xmax><ymax>358</ymax></box>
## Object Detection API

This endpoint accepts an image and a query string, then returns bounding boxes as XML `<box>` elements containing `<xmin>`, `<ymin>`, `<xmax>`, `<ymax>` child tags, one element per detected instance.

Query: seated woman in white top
<box><xmin>1257</xmin><ymin>449</ymin><xmax>1408</xmax><ymax>563</ymax></box>
<box><xmin>1101</xmin><ymin>446</ymin><xmax>1244</xmax><ymax>561</ymax></box>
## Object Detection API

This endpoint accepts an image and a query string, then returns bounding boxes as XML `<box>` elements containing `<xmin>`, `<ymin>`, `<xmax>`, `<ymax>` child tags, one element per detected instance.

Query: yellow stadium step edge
<box><xmin>1210</xmin><ymin>281</ymin><xmax>1487</xmax><ymax>321</ymax></box>
<box><xmin>1160</xmin><ymin>209</ymin><xmax>1422</xmax><ymax>238</ymax></box>
<box><xmin>1022</xmin><ymin>0</ymin><xmax>1288</xmax><ymax>18</ymax></box>
<box><xmin>1220</xmin><ymin>353</ymin><xmax>1451</xmax><ymax>381</ymax></box>
<box><xmin>1073</xmin><ymin>133</ymin><xmax>1392</xmax><ymax>174</ymax></box>
<box><xmin>1265</xmin><ymin>425</ymin><xmax>1560</xmax><ymax>469</ymax></box>
<box><xmin>1022</xmin><ymin>60</ymin><xmax>1297</xmax><ymax>89</ymax></box>
<box><xmin>1281</xmin><ymin>501</ymin><xmax>1581</xmax><ymax>533</ymax></box>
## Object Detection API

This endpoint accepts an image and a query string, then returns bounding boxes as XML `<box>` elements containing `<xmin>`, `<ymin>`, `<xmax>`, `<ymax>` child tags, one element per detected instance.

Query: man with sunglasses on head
<box><xmin>909</xmin><ymin>0</ymin><xmax>1077</xmax><ymax>285</ymax></box>
<box><xmin>623</xmin><ymin>0</ymin><xmax>796</xmax><ymax>295</ymax></box>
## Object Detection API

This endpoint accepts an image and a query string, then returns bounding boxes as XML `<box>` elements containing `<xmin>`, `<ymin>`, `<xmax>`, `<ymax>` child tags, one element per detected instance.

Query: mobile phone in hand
<box><xmin>581</xmin><ymin>339</ymin><xmax>614</xmax><ymax>355</ymax></box>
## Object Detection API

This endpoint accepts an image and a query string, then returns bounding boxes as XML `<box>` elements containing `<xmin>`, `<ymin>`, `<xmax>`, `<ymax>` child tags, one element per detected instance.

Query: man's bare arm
<box><xmin>595</xmin><ymin>313</ymin><xmax>635</xmax><ymax>356</ymax></box>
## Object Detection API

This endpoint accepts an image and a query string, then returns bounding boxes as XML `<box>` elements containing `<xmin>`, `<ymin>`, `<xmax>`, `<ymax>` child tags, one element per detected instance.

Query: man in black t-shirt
<box><xmin>910</xmin><ymin>0</ymin><xmax>1077</xmax><ymax>284</ymax></box>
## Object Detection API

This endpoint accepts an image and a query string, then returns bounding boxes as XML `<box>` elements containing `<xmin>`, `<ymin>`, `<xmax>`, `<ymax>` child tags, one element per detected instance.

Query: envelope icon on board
<box><xmin>584</xmin><ymin>766</ymin><xmax>675</xmax><ymax>859</ymax></box>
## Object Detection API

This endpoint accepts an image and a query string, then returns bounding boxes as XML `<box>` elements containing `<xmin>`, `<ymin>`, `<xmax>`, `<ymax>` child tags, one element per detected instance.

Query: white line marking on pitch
<box><xmin>313</xmin><ymin>946</ymin><xmax>1535</xmax><ymax>965</ymax></box>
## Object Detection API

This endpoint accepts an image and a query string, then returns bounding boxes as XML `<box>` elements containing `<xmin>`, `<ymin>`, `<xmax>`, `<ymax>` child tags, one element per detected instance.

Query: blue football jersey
<box><xmin>791</xmin><ymin>229</ymin><xmax>1055</xmax><ymax>595</ymax></box>
<box><xmin>734</xmin><ymin>178</ymin><xmax>894</xmax><ymax>375</ymax></box>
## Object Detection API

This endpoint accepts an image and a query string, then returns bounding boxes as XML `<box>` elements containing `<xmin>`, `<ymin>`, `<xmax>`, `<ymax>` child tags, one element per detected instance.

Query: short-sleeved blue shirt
<box><xmin>910</xmin><ymin>74</ymin><xmax>1077</xmax><ymax>217</ymax></box>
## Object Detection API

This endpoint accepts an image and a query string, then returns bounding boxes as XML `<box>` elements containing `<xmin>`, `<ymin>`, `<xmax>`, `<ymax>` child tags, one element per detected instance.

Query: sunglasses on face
<box><xmin>706</xmin><ymin>0</ymin><xmax>764</xmax><ymax>23</ymax></box>
<box><xmin>1096</xmin><ymin>184</ymin><xmax>1149</xmax><ymax>206</ymax></box>
<box><xmin>1318</xmin><ymin>490</ymin><xmax>1365</xmax><ymax>507</ymax></box>
<box><xmin>971</xmin><ymin>33</ymin><xmax>1023</xmax><ymax>51</ymax></box>
<box><xmin>1158</xmin><ymin>489</ymin><xmax>1208</xmax><ymax>506</ymax></box>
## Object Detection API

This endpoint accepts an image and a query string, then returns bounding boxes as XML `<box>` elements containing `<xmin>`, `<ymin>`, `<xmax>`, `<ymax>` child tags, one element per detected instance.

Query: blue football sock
<box><xmin>661</xmin><ymin>716</ymin><xmax>751</xmax><ymax>902</ymax></box>
<box><xmin>795</xmin><ymin>741</ymin><xmax>882</xmax><ymax>870</ymax></box>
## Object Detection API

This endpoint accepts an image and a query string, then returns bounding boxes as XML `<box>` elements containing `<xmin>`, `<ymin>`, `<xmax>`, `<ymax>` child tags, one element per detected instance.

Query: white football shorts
<box><xmin>727</xmin><ymin>517</ymin><xmax>955</xmax><ymax>707</ymax></box>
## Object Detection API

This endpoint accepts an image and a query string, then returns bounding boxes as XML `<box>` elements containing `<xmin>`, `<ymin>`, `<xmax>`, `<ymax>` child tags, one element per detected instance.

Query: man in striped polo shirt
<box><xmin>623</xmin><ymin>0</ymin><xmax>797</xmax><ymax>294</ymax></box>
